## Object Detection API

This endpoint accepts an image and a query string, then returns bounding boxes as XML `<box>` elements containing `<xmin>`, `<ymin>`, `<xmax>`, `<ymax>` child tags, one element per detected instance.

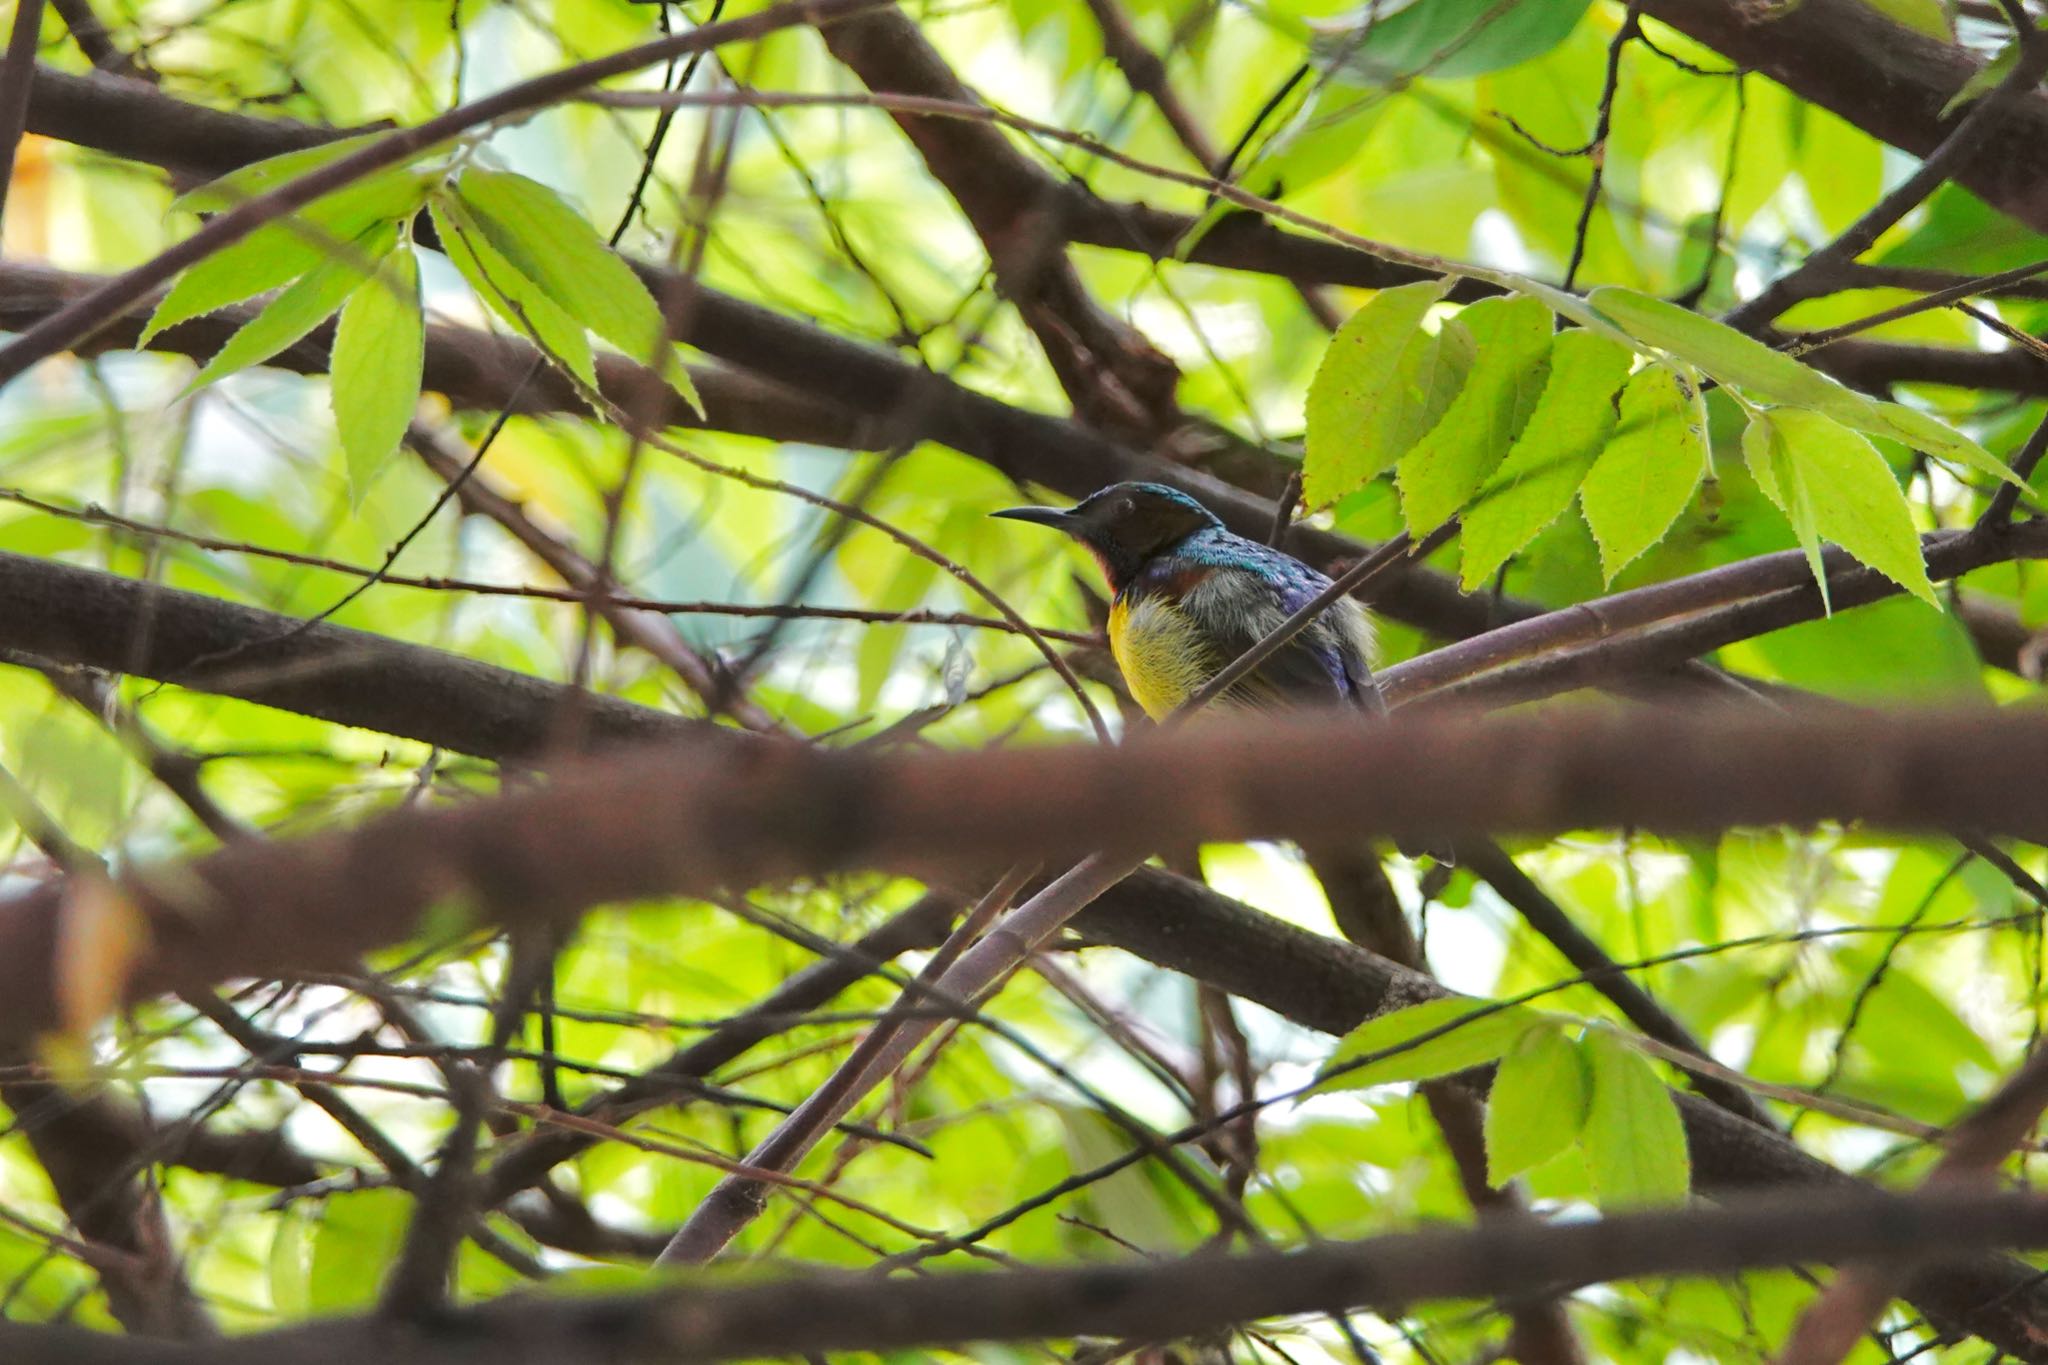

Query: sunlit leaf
<box><xmin>1303</xmin><ymin>276</ymin><xmax>1459</xmax><ymax>508</ymax></box>
<box><xmin>1581</xmin><ymin>1030</ymin><xmax>1690</xmax><ymax>1208</ymax></box>
<box><xmin>1589</xmin><ymin>286</ymin><xmax>1872</xmax><ymax>416</ymax></box>
<box><xmin>1320</xmin><ymin>997</ymin><xmax>1538</xmax><ymax>1091</ymax></box>
<box><xmin>331</xmin><ymin>243</ymin><xmax>424</xmax><ymax>503</ymax></box>
<box><xmin>1578</xmin><ymin>364</ymin><xmax>1707</xmax><ymax>580</ymax></box>
<box><xmin>1859</xmin><ymin>0</ymin><xmax>1950</xmax><ymax>39</ymax></box>
<box><xmin>454</xmin><ymin>168</ymin><xmax>698</xmax><ymax>413</ymax></box>
<box><xmin>1460</xmin><ymin>328</ymin><xmax>1635</xmax><ymax>587</ymax></box>
<box><xmin>429</xmin><ymin>197</ymin><xmax>597</xmax><ymax>394</ymax></box>
<box><xmin>185</xmin><ymin>221</ymin><xmax>397</xmax><ymax>390</ymax></box>
<box><xmin>1743</xmin><ymin>407</ymin><xmax>1937</xmax><ymax>609</ymax></box>
<box><xmin>1396</xmin><ymin>293</ymin><xmax>1554</xmax><ymax>534</ymax></box>
<box><xmin>1484</xmin><ymin>1024</ymin><xmax>1590</xmax><ymax>1186</ymax></box>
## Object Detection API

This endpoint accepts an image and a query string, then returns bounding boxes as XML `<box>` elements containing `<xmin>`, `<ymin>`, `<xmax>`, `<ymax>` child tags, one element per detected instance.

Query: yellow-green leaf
<box><xmin>1742</xmin><ymin>407</ymin><xmax>1938</xmax><ymax>609</ymax></box>
<box><xmin>331</xmin><ymin>245</ymin><xmax>423</xmax><ymax>504</ymax></box>
<box><xmin>186</xmin><ymin>222</ymin><xmax>397</xmax><ymax>391</ymax></box>
<box><xmin>1589</xmin><ymin>286</ymin><xmax>1874</xmax><ymax>418</ymax></box>
<box><xmin>1396</xmin><ymin>293</ymin><xmax>1555</xmax><ymax>534</ymax></box>
<box><xmin>1484</xmin><ymin>1024</ymin><xmax>1590</xmax><ymax>1186</ymax></box>
<box><xmin>1320</xmin><ymin>997</ymin><xmax>1538</xmax><ymax>1091</ymax></box>
<box><xmin>1581</xmin><ymin>1030</ymin><xmax>1690</xmax><ymax>1208</ymax></box>
<box><xmin>1303</xmin><ymin>277</ymin><xmax>1459</xmax><ymax>507</ymax></box>
<box><xmin>1460</xmin><ymin>329</ymin><xmax>1636</xmax><ymax>588</ymax></box>
<box><xmin>1578</xmin><ymin>365</ymin><xmax>1707</xmax><ymax>580</ymax></box>
<box><xmin>429</xmin><ymin>197</ymin><xmax>597</xmax><ymax>395</ymax></box>
<box><xmin>454</xmin><ymin>168</ymin><xmax>694</xmax><ymax>412</ymax></box>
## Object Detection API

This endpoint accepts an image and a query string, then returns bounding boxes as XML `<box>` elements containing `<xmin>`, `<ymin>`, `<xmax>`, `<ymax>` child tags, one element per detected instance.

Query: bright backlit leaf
<box><xmin>331</xmin><ymin>243</ymin><xmax>423</xmax><ymax>504</ymax></box>
<box><xmin>1396</xmin><ymin>293</ymin><xmax>1554</xmax><ymax>534</ymax></box>
<box><xmin>1578</xmin><ymin>364</ymin><xmax>1707</xmax><ymax>580</ymax></box>
<box><xmin>1742</xmin><ymin>407</ymin><xmax>1938</xmax><ymax>609</ymax></box>
<box><xmin>1581</xmin><ymin>1030</ymin><xmax>1690</xmax><ymax>1208</ymax></box>
<box><xmin>1589</xmin><ymin>286</ymin><xmax>1872</xmax><ymax>416</ymax></box>
<box><xmin>1320</xmin><ymin>997</ymin><xmax>1538</xmax><ymax>1091</ymax></box>
<box><xmin>454</xmin><ymin>168</ymin><xmax>700</xmax><ymax>415</ymax></box>
<box><xmin>185</xmin><ymin>221</ymin><xmax>397</xmax><ymax>391</ymax></box>
<box><xmin>1460</xmin><ymin>329</ymin><xmax>1636</xmax><ymax>588</ymax></box>
<box><xmin>429</xmin><ymin>197</ymin><xmax>598</xmax><ymax>395</ymax></box>
<box><xmin>1484</xmin><ymin>1024</ymin><xmax>1590</xmax><ymax>1186</ymax></box>
<box><xmin>1303</xmin><ymin>277</ymin><xmax>1459</xmax><ymax>507</ymax></box>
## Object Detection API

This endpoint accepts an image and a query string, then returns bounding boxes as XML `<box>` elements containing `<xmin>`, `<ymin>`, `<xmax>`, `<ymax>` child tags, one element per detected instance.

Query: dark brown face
<box><xmin>992</xmin><ymin>482</ymin><xmax>1222</xmax><ymax>588</ymax></box>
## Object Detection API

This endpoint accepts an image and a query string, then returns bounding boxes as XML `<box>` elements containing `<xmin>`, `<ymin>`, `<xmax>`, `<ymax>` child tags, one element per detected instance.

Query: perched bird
<box><xmin>993</xmin><ymin>481</ymin><xmax>1380</xmax><ymax>721</ymax></box>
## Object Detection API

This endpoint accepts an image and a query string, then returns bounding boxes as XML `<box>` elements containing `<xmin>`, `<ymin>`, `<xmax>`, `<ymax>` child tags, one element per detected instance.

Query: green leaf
<box><xmin>173</xmin><ymin>134</ymin><xmax>391</xmax><ymax>214</ymax></box>
<box><xmin>454</xmin><ymin>169</ymin><xmax>696</xmax><ymax>412</ymax></box>
<box><xmin>1589</xmin><ymin>286</ymin><xmax>1874</xmax><ymax>417</ymax></box>
<box><xmin>1940</xmin><ymin>37</ymin><xmax>2016</xmax><ymax>119</ymax></box>
<box><xmin>186</xmin><ymin>221</ymin><xmax>397</xmax><ymax>391</ymax></box>
<box><xmin>1742</xmin><ymin>408</ymin><xmax>1937</xmax><ymax>608</ymax></box>
<box><xmin>1459</xmin><ymin>329</ymin><xmax>1636</xmax><ymax>588</ymax></box>
<box><xmin>331</xmin><ymin>244</ymin><xmax>424</xmax><ymax>503</ymax></box>
<box><xmin>307</xmin><ymin>1188</ymin><xmax>410</xmax><ymax>1313</ymax></box>
<box><xmin>1320</xmin><ymin>997</ymin><xmax>1537</xmax><ymax>1091</ymax></box>
<box><xmin>1854</xmin><ymin>399</ymin><xmax>2022</xmax><ymax>487</ymax></box>
<box><xmin>1303</xmin><ymin>277</ymin><xmax>1459</xmax><ymax>508</ymax></box>
<box><xmin>1484</xmin><ymin>1025</ymin><xmax>1591</xmax><ymax>1186</ymax></box>
<box><xmin>1581</xmin><ymin>1030</ymin><xmax>1690</xmax><ymax>1208</ymax></box>
<box><xmin>142</xmin><ymin>228</ymin><xmax>328</xmax><ymax>346</ymax></box>
<box><xmin>1312</xmin><ymin>0</ymin><xmax>1594</xmax><ymax>81</ymax></box>
<box><xmin>429</xmin><ymin>198</ymin><xmax>598</xmax><ymax>394</ymax></box>
<box><xmin>1396</xmin><ymin>294</ymin><xmax>1554</xmax><ymax>534</ymax></box>
<box><xmin>1578</xmin><ymin>365</ymin><xmax>1708</xmax><ymax>580</ymax></box>
<box><xmin>1860</xmin><ymin>0</ymin><xmax>1950</xmax><ymax>39</ymax></box>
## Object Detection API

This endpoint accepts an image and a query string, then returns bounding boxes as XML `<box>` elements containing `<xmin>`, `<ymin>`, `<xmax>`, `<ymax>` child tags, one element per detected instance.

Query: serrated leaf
<box><xmin>1303</xmin><ymin>277</ymin><xmax>1459</xmax><ymax>507</ymax></box>
<box><xmin>1854</xmin><ymin>399</ymin><xmax>2022</xmax><ymax>487</ymax></box>
<box><xmin>1460</xmin><ymin>329</ymin><xmax>1636</xmax><ymax>588</ymax></box>
<box><xmin>186</xmin><ymin>222</ymin><xmax>397</xmax><ymax>391</ymax></box>
<box><xmin>155</xmin><ymin>137</ymin><xmax>433</xmax><ymax>344</ymax></box>
<box><xmin>429</xmin><ymin>198</ymin><xmax>597</xmax><ymax>395</ymax></box>
<box><xmin>1579</xmin><ymin>365</ymin><xmax>1707</xmax><ymax>580</ymax></box>
<box><xmin>142</xmin><ymin>227</ymin><xmax>328</xmax><ymax>345</ymax></box>
<box><xmin>331</xmin><ymin>245</ymin><xmax>423</xmax><ymax>504</ymax></box>
<box><xmin>1484</xmin><ymin>1025</ymin><xmax>1590</xmax><ymax>1186</ymax></box>
<box><xmin>1581</xmin><ymin>1030</ymin><xmax>1690</xmax><ymax>1208</ymax></box>
<box><xmin>172</xmin><ymin>134</ymin><xmax>390</xmax><ymax>214</ymax></box>
<box><xmin>1396</xmin><ymin>294</ymin><xmax>1554</xmax><ymax>534</ymax></box>
<box><xmin>1319</xmin><ymin>997</ymin><xmax>1537</xmax><ymax>1091</ymax></box>
<box><xmin>1589</xmin><ymin>286</ymin><xmax>1876</xmax><ymax>418</ymax></box>
<box><xmin>455</xmin><ymin>168</ymin><xmax>693</xmax><ymax>410</ymax></box>
<box><xmin>1742</xmin><ymin>407</ymin><xmax>1938</xmax><ymax>609</ymax></box>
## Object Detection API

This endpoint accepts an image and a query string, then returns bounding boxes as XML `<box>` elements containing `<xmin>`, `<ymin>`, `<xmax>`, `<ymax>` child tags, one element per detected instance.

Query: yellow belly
<box><xmin>1107</xmin><ymin>594</ymin><xmax>1216</xmax><ymax>720</ymax></box>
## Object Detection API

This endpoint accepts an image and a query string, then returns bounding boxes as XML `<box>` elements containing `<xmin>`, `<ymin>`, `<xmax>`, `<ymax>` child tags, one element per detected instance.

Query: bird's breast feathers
<box><xmin>1107</xmin><ymin>589</ymin><xmax>1217</xmax><ymax>720</ymax></box>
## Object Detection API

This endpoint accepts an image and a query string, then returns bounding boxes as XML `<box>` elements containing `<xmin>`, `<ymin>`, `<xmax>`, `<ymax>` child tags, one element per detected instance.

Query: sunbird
<box><xmin>993</xmin><ymin>481</ymin><xmax>1380</xmax><ymax>720</ymax></box>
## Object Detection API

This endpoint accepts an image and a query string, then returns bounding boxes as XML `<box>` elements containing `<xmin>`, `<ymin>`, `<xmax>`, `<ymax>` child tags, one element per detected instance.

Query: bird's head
<box><xmin>993</xmin><ymin>481</ymin><xmax>1225</xmax><ymax>588</ymax></box>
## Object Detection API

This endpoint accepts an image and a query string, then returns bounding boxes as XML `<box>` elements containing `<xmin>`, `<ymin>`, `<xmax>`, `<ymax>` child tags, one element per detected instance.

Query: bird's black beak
<box><xmin>990</xmin><ymin>505</ymin><xmax>1076</xmax><ymax>531</ymax></box>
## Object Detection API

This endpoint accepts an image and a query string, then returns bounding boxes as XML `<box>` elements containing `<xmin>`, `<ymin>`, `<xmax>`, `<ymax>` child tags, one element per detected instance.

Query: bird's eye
<box><xmin>1115</xmin><ymin>498</ymin><xmax>1134</xmax><ymax>516</ymax></box>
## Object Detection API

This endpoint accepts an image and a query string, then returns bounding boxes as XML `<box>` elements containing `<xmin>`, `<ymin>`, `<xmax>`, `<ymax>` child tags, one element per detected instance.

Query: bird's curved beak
<box><xmin>990</xmin><ymin>505</ymin><xmax>1076</xmax><ymax>531</ymax></box>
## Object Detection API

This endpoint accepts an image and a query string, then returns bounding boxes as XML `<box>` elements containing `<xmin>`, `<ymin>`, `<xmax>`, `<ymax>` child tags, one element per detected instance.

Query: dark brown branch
<box><xmin>10</xmin><ymin>705</ymin><xmax>2048</xmax><ymax>1048</ymax></box>
<box><xmin>811</xmin><ymin>6</ymin><xmax>1179</xmax><ymax>435</ymax></box>
<box><xmin>8</xmin><ymin>1190</ymin><xmax>2048</xmax><ymax>1365</ymax></box>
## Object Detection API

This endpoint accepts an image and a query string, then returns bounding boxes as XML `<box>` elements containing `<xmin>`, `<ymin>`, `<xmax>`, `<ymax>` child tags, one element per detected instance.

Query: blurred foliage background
<box><xmin>1</xmin><ymin>0</ymin><xmax>2046</xmax><ymax>1360</ymax></box>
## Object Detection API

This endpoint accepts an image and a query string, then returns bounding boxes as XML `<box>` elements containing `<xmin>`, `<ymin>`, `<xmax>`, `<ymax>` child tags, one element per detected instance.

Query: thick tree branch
<box><xmin>5</xmin><ymin>1190</ymin><xmax>2048</xmax><ymax>1365</ymax></box>
<box><xmin>8</xmin><ymin>705</ymin><xmax>2048</xmax><ymax>1047</ymax></box>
